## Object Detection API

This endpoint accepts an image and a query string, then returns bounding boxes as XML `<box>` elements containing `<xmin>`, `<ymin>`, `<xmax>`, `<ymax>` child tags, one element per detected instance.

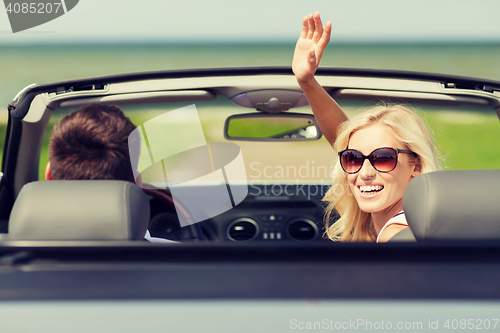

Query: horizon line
<box><xmin>2</xmin><ymin>39</ymin><xmax>500</xmax><ymax>46</ymax></box>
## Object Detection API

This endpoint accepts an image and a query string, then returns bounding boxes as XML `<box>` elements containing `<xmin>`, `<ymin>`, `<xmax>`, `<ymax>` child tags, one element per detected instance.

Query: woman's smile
<box><xmin>357</xmin><ymin>184</ymin><xmax>384</xmax><ymax>201</ymax></box>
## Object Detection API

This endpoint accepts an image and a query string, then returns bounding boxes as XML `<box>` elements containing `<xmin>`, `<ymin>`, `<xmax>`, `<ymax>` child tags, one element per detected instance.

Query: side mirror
<box><xmin>224</xmin><ymin>113</ymin><xmax>322</xmax><ymax>141</ymax></box>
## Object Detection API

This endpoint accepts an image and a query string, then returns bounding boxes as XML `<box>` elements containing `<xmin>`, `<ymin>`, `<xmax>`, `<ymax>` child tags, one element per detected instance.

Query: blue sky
<box><xmin>1</xmin><ymin>0</ymin><xmax>500</xmax><ymax>43</ymax></box>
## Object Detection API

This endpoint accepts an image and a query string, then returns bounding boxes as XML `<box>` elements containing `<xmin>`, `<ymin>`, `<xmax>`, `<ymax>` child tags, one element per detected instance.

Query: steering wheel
<box><xmin>142</xmin><ymin>187</ymin><xmax>208</xmax><ymax>242</ymax></box>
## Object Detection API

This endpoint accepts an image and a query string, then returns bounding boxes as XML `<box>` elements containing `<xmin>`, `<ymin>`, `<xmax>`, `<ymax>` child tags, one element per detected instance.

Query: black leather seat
<box><xmin>7</xmin><ymin>180</ymin><xmax>149</xmax><ymax>241</ymax></box>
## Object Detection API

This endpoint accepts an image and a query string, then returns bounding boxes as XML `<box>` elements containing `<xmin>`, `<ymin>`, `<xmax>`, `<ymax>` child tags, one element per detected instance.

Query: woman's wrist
<box><xmin>296</xmin><ymin>75</ymin><xmax>319</xmax><ymax>91</ymax></box>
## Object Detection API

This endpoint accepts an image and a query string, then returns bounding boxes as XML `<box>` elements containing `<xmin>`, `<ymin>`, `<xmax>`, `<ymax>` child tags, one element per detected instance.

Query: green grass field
<box><xmin>423</xmin><ymin>112</ymin><xmax>500</xmax><ymax>169</ymax></box>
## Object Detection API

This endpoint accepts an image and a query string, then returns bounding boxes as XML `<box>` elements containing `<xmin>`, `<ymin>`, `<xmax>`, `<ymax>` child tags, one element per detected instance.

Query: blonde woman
<box><xmin>292</xmin><ymin>12</ymin><xmax>440</xmax><ymax>242</ymax></box>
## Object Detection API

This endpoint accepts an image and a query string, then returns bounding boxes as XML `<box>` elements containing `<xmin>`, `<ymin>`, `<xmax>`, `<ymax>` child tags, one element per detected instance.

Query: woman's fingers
<box><xmin>312</xmin><ymin>12</ymin><xmax>323</xmax><ymax>43</ymax></box>
<box><xmin>317</xmin><ymin>20</ymin><xmax>332</xmax><ymax>50</ymax></box>
<box><xmin>300</xmin><ymin>16</ymin><xmax>309</xmax><ymax>39</ymax></box>
<box><xmin>303</xmin><ymin>12</ymin><xmax>329</xmax><ymax>48</ymax></box>
<box><xmin>307</xmin><ymin>13</ymin><xmax>315</xmax><ymax>39</ymax></box>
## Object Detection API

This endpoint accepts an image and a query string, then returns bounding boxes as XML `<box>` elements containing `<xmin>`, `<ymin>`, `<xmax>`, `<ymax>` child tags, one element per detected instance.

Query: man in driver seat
<box><xmin>45</xmin><ymin>103</ymin><xmax>172</xmax><ymax>243</ymax></box>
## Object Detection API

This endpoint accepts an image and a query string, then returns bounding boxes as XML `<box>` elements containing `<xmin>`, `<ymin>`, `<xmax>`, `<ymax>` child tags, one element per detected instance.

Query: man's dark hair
<box><xmin>49</xmin><ymin>104</ymin><xmax>137</xmax><ymax>182</ymax></box>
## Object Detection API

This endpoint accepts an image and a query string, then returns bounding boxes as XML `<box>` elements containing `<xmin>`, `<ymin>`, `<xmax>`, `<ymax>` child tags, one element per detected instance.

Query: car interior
<box><xmin>1</xmin><ymin>68</ymin><xmax>500</xmax><ymax>309</ymax></box>
<box><xmin>1</xmin><ymin>67</ymin><xmax>499</xmax><ymax>244</ymax></box>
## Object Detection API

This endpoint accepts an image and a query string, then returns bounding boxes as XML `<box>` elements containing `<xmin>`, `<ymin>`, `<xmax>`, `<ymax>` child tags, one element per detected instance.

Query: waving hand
<box><xmin>292</xmin><ymin>12</ymin><xmax>332</xmax><ymax>85</ymax></box>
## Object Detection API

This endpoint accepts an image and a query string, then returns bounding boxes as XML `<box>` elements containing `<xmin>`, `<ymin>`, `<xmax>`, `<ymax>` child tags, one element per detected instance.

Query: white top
<box><xmin>144</xmin><ymin>230</ymin><xmax>179</xmax><ymax>243</ymax></box>
<box><xmin>376</xmin><ymin>212</ymin><xmax>408</xmax><ymax>243</ymax></box>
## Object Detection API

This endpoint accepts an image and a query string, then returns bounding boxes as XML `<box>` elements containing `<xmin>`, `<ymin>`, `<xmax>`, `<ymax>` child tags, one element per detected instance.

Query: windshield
<box><xmin>38</xmin><ymin>96</ymin><xmax>500</xmax><ymax>185</ymax></box>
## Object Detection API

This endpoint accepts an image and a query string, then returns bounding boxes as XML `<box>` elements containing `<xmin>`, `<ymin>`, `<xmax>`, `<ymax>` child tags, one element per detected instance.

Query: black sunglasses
<box><xmin>338</xmin><ymin>147</ymin><xmax>417</xmax><ymax>174</ymax></box>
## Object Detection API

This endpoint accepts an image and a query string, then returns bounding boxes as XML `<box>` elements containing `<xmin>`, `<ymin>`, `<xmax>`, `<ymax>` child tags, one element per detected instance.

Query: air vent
<box><xmin>286</xmin><ymin>218</ymin><xmax>318</xmax><ymax>242</ymax></box>
<box><xmin>226</xmin><ymin>218</ymin><xmax>259</xmax><ymax>242</ymax></box>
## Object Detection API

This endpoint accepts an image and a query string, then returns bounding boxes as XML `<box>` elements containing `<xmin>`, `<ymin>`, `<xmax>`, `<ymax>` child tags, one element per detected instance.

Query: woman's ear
<box><xmin>412</xmin><ymin>161</ymin><xmax>422</xmax><ymax>177</ymax></box>
<box><xmin>45</xmin><ymin>162</ymin><xmax>53</xmax><ymax>180</ymax></box>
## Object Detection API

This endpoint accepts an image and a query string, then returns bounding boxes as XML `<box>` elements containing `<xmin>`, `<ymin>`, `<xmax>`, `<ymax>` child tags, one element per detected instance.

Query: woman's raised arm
<box><xmin>292</xmin><ymin>12</ymin><xmax>348</xmax><ymax>146</ymax></box>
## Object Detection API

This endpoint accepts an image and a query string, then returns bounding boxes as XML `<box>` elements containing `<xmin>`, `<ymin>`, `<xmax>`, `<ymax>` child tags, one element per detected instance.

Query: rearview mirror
<box><xmin>224</xmin><ymin>113</ymin><xmax>322</xmax><ymax>141</ymax></box>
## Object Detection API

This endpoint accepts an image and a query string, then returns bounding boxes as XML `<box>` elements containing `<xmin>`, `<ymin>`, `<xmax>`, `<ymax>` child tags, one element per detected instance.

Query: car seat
<box><xmin>391</xmin><ymin>170</ymin><xmax>500</xmax><ymax>241</ymax></box>
<box><xmin>7</xmin><ymin>180</ymin><xmax>149</xmax><ymax>240</ymax></box>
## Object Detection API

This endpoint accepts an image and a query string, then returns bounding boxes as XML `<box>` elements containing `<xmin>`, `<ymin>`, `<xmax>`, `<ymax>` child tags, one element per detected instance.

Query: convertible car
<box><xmin>0</xmin><ymin>67</ymin><xmax>499</xmax><ymax>332</ymax></box>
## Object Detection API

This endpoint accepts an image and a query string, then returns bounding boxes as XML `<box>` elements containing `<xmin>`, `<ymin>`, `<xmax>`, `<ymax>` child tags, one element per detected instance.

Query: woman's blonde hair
<box><xmin>324</xmin><ymin>104</ymin><xmax>441</xmax><ymax>242</ymax></box>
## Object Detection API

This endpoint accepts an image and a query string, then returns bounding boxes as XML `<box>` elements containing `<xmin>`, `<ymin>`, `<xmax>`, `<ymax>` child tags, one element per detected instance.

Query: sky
<box><xmin>1</xmin><ymin>0</ymin><xmax>500</xmax><ymax>44</ymax></box>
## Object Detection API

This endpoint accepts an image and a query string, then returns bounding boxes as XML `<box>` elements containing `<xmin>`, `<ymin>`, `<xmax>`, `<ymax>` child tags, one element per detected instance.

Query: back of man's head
<box><xmin>49</xmin><ymin>104</ymin><xmax>136</xmax><ymax>182</ymax></box>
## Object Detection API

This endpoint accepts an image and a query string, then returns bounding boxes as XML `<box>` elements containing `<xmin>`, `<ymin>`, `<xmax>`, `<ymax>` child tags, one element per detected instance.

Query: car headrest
<box><xmin>8</xmin><ymin>180</ymin><xmax>149</xmax><ymax>241</ymax></box>
<box><xmin>403</xmin><ymin>170</ymin><xmax>500</xmax><ymax>240</ymax></box>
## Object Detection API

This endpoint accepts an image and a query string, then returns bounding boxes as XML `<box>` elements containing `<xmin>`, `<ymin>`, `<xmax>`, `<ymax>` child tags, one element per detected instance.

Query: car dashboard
<box><xmin>148</xmin><ymin>184</ymin><xmax>331</xmax><ymax>243</ymax></box>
